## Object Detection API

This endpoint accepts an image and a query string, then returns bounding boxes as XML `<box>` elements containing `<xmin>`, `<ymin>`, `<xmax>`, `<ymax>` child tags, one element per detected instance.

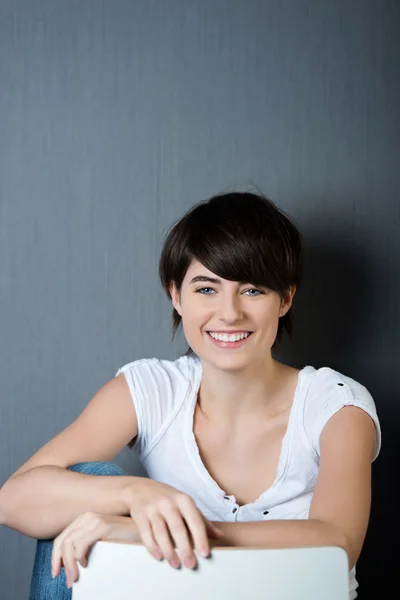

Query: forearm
<box><xmin>211</xmin><ymin>519</ymin><xmax>348</xmax><ymax>562</ymax></box>
<box><xmin>0</xmin><ymin>466</ymin><xmax>143</xmax><ymax>539</ymax></box>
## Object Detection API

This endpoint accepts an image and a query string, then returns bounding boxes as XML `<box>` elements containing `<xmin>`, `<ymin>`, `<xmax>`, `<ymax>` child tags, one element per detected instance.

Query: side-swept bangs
<box><xmin>159</xmin><ymin>192</ymin><xmax>303</xmax><ymax>352</ymax></box>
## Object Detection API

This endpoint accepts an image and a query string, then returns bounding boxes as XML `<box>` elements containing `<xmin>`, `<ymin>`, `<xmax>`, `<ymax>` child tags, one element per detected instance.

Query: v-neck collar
<box><xmin>185</xmin><ymin>359</ymin><xmax>314</xmax><ymax>507</ymax></box>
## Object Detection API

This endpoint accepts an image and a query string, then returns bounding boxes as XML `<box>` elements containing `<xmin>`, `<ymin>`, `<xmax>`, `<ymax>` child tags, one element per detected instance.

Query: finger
<box><xmin>51</xmin><ymin>540</ymin><xmax>63</xmax><ymax>579</ymax></box>
<box><xmin>133</xmin><ymin>513</ymin><xmax>163</xmax><ymax>561</ymax></box>
<box><xmin>51</xmin><ymin>519</ymin><xmax>86</xmax><ymax>578</ymax></box>
<box><xmin>163</xmin><ymin>508</ymin><xmax>197</xmax><ymax>568</ymax></box>
<box><xmin>61</xmin><ymin>538</ymin><xmax>79</xmax><ymax>588</ymax></box>
<box><xmin>51</xmin><ymin>512</ymin><xmax>100</xmax><ymax>579</ymax></box>
<box><xmin>72</xmin><ymin>516</ymin><xmax>113</xmax><ymax>569</ymax></box>
<box><xmin>150</xmin><ymin>513</ymin><xmax>180</xmax><ymax>568</ymax></box>
<box><xmin>70</xmin><ymin>537</ymin><xmax>90</xmax><ymax>569</ymax></box>
<box><xmin>51</xmin><ymin>532</ymin><xmax>76</xmax><ymax>578</ymax></box>
<box><xmin>57</xmin><ymin>515</ymin><xmax>112</xmax><ymax>585</ymax></box>
<box><xmin>178</xmin><ymin>497</ymin><xmax>211</xmax><ymax>557</ymax></box>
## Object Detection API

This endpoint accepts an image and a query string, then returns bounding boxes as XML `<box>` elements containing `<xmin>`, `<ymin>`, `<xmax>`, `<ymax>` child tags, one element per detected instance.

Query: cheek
<box><xmin>180</xmin><ymin>302</ymin><xmax>212</xmax><ymax>343</ymax></box>
<box><xmin>181</xmin><ymin>307</ymin><xmax>207</xmax><ymax>332</ymax></box>
<box><xmin>181</xmin><ymin>294</ymin><xmax>211</xmax><ymax>319</ymax></box>
<box><xmin>180</xmin><ymin>318</ymin><xmax>205</xmax><ymax>353</ymax></box>
<box><xmin>256</xmin><ymin>305</ymin><xmax>282</xmax><ymax>334</ymax></box>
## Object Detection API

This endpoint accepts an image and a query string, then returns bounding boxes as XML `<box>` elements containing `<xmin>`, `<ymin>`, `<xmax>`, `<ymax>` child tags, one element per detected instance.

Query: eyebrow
<box><xmin>189</xmin><ymin>275</ymin><xmax>253</xmax><ymax>286</ymax></box>
<box><xmin>189</xmin><ymin>275</ymin><xmax>222</xmax><ymax>285</ymax></box>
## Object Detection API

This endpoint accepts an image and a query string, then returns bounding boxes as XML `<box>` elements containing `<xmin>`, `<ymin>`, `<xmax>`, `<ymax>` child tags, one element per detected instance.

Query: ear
<box><xmin>168</xmin><ymin>281</ymin><xmax>182</xmax><ymax>317</ymax></box>
<box><xmin>280</xmin><ymin>285</ymin><xmax>297</xmax><ymax>317</ymax></box>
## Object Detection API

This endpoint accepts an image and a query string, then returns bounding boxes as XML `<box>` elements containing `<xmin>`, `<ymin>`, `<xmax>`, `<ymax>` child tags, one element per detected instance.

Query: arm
<box><xmin>0</xmin><ymin>374</ymin><xmax>139</xmax><ymax>538</ymax></box>
<box><xmin>210</xmin><ymin>519</ymin><xmax>346</xmax><ymax>553</ymax></box>
<box><xmin>211</xmin><ymin>406</ymin><xmax>375</xmax><ymax>571</ymax></box>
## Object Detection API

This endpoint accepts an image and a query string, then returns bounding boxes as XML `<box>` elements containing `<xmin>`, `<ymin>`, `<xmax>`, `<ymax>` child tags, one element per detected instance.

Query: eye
<box><xmin>196</xmin><ymin>287</ymin><xmax>215</xmax><ymax>294</ymax></box>
<box><xmin>244</xmin><ymin>288</ymin><xmax>264</xmax><ymax>296</ymax></box>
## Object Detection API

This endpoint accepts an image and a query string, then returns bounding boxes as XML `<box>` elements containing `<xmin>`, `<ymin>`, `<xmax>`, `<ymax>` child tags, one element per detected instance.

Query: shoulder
<box><xmin>115</xmin><ymin>354</ymin><xmax>200</xmax><ymax>397</ymax></box>
<box><xmin>304</xmin><ymin>365</ymin><xmax>377</xmax><ymax>413</ymax></box>
<box><xmin>113</xmin><ymin>355</ymin><xmax>201</xmax><ymax>456</ymax></box>
<box><xmin>115</xmin><ymin>354</ymin><xmax>200</xmax><ymax>377</ymax></box>
<box><xmin>302</xmin><ymin>366</ymin><xmax>381</xmax><ymax>461</ymax></box>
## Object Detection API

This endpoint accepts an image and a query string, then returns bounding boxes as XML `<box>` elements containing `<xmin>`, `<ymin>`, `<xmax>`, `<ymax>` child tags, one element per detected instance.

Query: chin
<box><xmin>202</xmin><ymin>352</ymin><xmax>254</xmax><ymax>372</ymax></box>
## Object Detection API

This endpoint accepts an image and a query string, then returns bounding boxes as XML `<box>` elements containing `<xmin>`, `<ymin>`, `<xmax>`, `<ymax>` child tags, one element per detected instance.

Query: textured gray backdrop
<box><xmin>0</xmin><ymin>0</ymin><xmax>398</xmax><ymax>597</ymax></box>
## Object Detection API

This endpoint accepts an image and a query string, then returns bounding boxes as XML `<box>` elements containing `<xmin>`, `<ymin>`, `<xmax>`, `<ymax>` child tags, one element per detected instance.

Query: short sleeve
<box><xmin>303</xmin><ymin>367</ymin><xmax>381</xmax><ymax>462</ymax></box>
<box><xmin>115</xmin><ymin>357</ymin><xmax>192</xmax><ymax>458</ymax></box>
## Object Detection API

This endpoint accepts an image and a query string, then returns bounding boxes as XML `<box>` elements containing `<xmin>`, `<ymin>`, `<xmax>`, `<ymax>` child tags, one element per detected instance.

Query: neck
<box><xmin>198</xmin><ymin>355</ymin><xmax>286</xmax><ymax>425</ymax></box>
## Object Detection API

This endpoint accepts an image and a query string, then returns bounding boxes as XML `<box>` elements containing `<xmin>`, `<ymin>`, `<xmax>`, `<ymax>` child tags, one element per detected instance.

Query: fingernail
<box><xmin>151</xmin><ymin>549</ymin><xmax>162</xmax><ymax>560</ymax></box>
<box><xmin>184</xmin><ymin>556</ymin><xmax>195</xmax><ymax>568</ymax></box>
<box><xmin>169</xmin><ymin>559</ymin><xmax>179</xmax><ymax>568</ymax></box>
<box><xmin>200</xmin><ymin>548</ymin><xmax>209</xmax><ymax>558</ymax></box>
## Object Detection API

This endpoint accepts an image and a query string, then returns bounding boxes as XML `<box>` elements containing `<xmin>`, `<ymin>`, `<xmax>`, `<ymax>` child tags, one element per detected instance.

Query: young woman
<box><xmin>0</xmin><ymin>192</ymin><xmax>381</xmax><ymax>600</ymax></box>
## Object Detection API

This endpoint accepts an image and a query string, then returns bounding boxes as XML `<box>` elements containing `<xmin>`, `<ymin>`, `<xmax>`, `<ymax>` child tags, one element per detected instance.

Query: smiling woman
<box><xmin>0</xmin><ymin>192</ymin><xmax>380</xmax><ymax>600</ymax></box>
<box><xmin>159</xmin><ymin>192</ymin><xmax>303</xmax><ymax>357</ymax></box>
<box><xmin>167</xmin><ymin>257</ymin><xmax>297</xmax><ymax>373</ymax></box>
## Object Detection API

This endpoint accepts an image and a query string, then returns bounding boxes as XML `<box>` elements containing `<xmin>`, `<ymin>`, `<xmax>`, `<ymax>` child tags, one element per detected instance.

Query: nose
<box><xmin>216</xmin><ymin>291</ymin><xmax>244</xmax><ymax>324</ymax></box>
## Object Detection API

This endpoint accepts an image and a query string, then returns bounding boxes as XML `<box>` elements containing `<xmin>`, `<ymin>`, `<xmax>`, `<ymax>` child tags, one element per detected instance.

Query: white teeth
<box><xmin>209</xmin><ymin>332</ymin><xmax>250</xmax><ymax>342</ymax></box>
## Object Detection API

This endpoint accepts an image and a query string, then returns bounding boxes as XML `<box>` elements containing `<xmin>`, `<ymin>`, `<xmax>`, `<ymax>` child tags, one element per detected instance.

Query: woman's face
<box><xmin>169</xmin><ymin>259</ymin><xmax>296</xmax><ymax>371</ymax></box>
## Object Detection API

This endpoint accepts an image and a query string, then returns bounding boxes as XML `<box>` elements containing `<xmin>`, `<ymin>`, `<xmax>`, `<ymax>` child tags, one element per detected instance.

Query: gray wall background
<box><xmin>0</xmin><ymin>0</ymin><xmax>399</xmax><ymax>597</ymax></box>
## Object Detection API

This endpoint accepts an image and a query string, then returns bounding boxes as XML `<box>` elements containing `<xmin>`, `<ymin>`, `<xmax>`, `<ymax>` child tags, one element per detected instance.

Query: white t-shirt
<box><xmin>115</xmin><ymin>355</ymin><xmax>381</xmax><ymax>600</ymax></box>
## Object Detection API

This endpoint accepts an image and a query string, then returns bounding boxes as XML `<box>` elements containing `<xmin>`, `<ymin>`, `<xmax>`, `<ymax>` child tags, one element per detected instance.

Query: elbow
<box><xmin>329</xmin><ymin>527</ymin><xmax>358</xmax><ymax>571</ymax></box>
<box><xmin>337</xmin><ymin>531</ymin><xmax>355</xmax><ymax>571</ymax></box>
<box><xmin>0</xmin><ymin>494</ymin><xmax>4</xmax><ymax>527</ymax></box>
<box><xmin>0</xmin><ymin>481</ymin><xmax>17</xmax><ymax>528</ymax></box>
<box><xmin>0</xmin><ymin>486</ymin><xmax>8</xmax><ymax>526</ymax></box>
<box><xmin>345</xmin><ymin>541</ymin><xmax>361</xmax><ymax>572</ymax></box>
<box><xmin>311</xmin><ymin>519</ymin><xmax>354</xmax><ymax>571</ymax></box>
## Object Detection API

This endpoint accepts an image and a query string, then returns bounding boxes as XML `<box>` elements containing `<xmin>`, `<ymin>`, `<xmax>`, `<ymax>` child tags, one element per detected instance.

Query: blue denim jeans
<box><xmin>29</xmin><ymin>462</ymin><xmax>126</xmax><ymax>600</ymax></box>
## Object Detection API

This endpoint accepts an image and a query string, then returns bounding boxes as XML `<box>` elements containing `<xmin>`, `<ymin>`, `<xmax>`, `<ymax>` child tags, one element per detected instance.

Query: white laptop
<box><xmin>72</xmin><ymin>541</ymin><xmax>349</xmax><ymax>600</ymax></box>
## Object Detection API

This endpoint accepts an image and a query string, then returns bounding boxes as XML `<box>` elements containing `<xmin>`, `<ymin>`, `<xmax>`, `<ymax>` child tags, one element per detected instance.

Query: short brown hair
<box><xmin>159</xmin><ymin>192</ymin><xmax>303</xmax><ymax>353</ymax></box>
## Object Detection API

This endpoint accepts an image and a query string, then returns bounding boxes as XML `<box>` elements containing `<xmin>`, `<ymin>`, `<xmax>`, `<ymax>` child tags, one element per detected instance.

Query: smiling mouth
<box><xmin>207</xmin><ymin>331</ymin><xmax>253</xmax><ymax>343</ymax></box>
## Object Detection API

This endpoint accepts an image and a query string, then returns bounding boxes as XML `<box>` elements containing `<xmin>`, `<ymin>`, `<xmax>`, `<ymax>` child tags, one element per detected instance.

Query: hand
<box><xmin>123</xmin><ymin>478</ymin><xmax>223</xmax><ymax>570</ymax></box>
<box><xmin>51</xmin><ymin>512</ymin><xmax>139</xmax><ymax>589</ymax></box>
